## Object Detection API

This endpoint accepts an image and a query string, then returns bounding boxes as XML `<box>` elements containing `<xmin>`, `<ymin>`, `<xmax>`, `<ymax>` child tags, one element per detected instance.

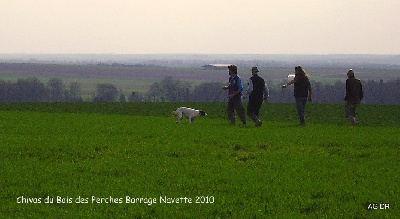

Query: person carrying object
<box><xmin>282</xmin><ymin>66</ymin><xmax>312</xmax><ymax>126</ymax></box>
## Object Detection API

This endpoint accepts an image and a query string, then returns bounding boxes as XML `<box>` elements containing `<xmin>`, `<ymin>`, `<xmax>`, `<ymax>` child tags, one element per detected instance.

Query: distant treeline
<box><xmin>0</xmin><ymin>77</ymin><xmax>399</xmax><ymax>104</ymax></box>
<box><xmin>0</xmin><ymin>78</ymin><xmax>82</xmax><ymax>102</ymax></box>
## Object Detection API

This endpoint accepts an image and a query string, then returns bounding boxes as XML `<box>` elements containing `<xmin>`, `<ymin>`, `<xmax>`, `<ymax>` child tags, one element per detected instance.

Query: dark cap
<box><xmin>228</xmin><ymin>64</ymin><xmax>237</xmax><ymax>73</ymax></box>
<box><xmin>347</xmin><ymin>69</ymin><xmax>354</xmax><ymax>77</ymax></box>
<box><xmin>251</xmin><ymin>66</ymin><xmax>259</xmax><ymax>72</ymax></box>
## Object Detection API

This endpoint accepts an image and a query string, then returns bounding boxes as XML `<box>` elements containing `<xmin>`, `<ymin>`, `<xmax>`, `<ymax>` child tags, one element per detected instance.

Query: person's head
<box><xmin>251</xmin><ymin>66</ymin><xmax>259</xmax><ymax>75</ymax></box>
<box><xmin>228</xmin><ymin>65</ymin><xmax>237</xmax><ymax>75</ymax></box>
<box><xmin>295</xmin><ymin>66</ymin><xmax>308</xmax><ymax>78</ymax></box>
<box><xmin>347</xmin><ymin>69</ymin><xmax>355</xmax><ymax>78</ymax></box>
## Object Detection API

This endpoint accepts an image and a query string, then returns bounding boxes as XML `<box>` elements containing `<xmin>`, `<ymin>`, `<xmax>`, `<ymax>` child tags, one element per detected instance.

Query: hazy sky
<box><xmin>1</xmin><ymin>0</ymin><xmax>399</xmax><ymax>54</ymax></box>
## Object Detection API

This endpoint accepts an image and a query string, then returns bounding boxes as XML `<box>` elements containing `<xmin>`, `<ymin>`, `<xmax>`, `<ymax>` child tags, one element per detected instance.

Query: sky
<box><xmin>1</xmin><ymin>0</ymin><xmax>399</xmax><ymax>54</ymax></box>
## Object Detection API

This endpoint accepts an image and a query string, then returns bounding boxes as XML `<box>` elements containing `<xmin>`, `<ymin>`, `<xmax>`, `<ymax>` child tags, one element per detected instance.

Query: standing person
<box><xmin>223</xmin><ymin>65</ymin><xmax>247</xmax><ymax>125</ymax></box>
<box><xmin>282</xmin><ymin>66</ymin><xmax>312</xmax><ymax>126</ymax></box>
<box><xmin>345</xmin><ymin>69</ymin><xmax>363</xmax><ymax>125</ymax></box>
<box><xmin>246</xmin><ymin>66</ymin><xmax>269</xmax><ymax>127</ymax></box>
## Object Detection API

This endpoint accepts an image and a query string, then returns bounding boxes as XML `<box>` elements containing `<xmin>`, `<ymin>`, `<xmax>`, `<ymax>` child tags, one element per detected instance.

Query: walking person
<box><xmin>223</xmin><ymin>65</ymin><xmax>247</xmax><ymax>125</ymax></box>
<box><xmin>246</xmin><ymin>66</ymin><xmax>269</xmax><ymax>127</ymax></box>
<box><xmin>345</xmin><ymin>69</ymin><xmax>363</xmax><ymax>125</ymax></box>
<box><xmin>282</xmin><ymin>66</ymin><xmax>312</xmax><ymax>126</ymax></box>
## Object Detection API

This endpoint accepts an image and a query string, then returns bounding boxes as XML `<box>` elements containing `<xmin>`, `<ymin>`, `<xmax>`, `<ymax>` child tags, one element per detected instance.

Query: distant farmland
<box><xmin>0</xmin><ymin>63</ymin><xmax>228</xmax><ymax>94</ymax></box>
<box><xmin>1</xmin><ymin>62</ymin><xmax>399</xmax><ymax>96</ymax></box>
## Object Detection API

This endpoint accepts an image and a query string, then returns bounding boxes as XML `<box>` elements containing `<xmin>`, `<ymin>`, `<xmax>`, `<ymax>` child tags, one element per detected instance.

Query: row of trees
<box><xmin>133</xmin><ymin>77</ymin><xmax>400</xmax><ymax>104</ymax></box>
<box><xmin>0</xmin><ymin>77</ymin><xmax>399</xmax><ymax>104</ymax></box>
<box><xmin>0</xmin><ymin>78</ymin><xmax>83</xmax><ymax>102</ymax></box>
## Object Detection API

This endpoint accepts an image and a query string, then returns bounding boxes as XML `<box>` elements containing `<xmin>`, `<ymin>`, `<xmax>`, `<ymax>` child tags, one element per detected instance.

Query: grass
<box><xmin>0</xmin><ymin>102</ymin><xmax>399</xmax><ymax>218</ymax></box>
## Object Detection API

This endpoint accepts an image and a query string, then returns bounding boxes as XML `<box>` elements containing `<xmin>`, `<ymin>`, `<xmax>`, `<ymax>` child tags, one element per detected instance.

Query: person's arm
<box><xmin>282</xmin><ymin>79</ymin><xmax>295</xmax><ymax>88</ymax></box>
<box><xmin>263</xmin><ymin>82</ymin><xmax>269</xmax><ymax>102</ymax></box>
<box><xmin>237</xmin><ymin>77</ymin><xmax>244</xmax><ymax>93</ymax></box>
<box><xmin>246</xmin><ymin>79</ymin><xmax>253</xmax><ymax>96</ymax></box>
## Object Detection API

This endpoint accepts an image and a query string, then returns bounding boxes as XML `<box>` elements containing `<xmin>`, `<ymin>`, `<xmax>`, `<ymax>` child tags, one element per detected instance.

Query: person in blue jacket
<box><xmin>223</xmin><ymin>65</ymin><xmax>246</xmax><ymax>125</ymax></box>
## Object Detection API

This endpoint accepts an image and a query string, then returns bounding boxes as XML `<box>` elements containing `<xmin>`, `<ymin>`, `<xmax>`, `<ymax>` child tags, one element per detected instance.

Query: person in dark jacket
<box><xmin>282</xmin><ymin>66</ymin><xmax>312</xmax><ymax>126</ymax></box>
<box><xmin>246</xmin><ymin>66</ymin><xmax>269</xmax><ymax>127</ymax></box>
<box><xmin>345</xmin><ymin>69</ymin><xmax>363</xmax><ymax>125</ymax></box>
<box><xmin>223</xmin><ymin>65</ymin><xmax>246</xmax><ymax>125</ymax></box>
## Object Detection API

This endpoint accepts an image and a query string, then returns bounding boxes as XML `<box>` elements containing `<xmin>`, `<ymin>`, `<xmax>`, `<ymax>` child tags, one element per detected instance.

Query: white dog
<box><xmin>172</xmin><ymin>107</ymin><xmax>207</xmax><ymax>124</ymax></box>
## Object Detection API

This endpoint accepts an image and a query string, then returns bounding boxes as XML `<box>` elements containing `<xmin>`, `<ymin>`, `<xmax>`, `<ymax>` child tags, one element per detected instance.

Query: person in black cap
<box><xmin>345</xmin><ymin>69</ymin><xmax>363</xmax><ymax>125</ymax></box>
<box><xmin>223</xmin><ymin>65</ymin><xmax>246</xmax><ymax>125</ymax></box>
<box><xmin>246</xmin><ymin>66</ymin><xmax>269</xmax><ymax>127</ymax></box>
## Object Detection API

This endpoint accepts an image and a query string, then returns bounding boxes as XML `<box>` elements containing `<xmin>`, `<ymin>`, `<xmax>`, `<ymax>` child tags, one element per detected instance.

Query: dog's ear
<box><xmin>199</xmin><ymin>110</ymin><xmax>207</xmax><ymax>116</ymax></box>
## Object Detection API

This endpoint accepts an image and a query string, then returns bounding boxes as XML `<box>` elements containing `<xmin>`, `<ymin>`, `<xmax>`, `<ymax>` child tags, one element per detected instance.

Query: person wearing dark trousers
<box><xmin>223</xmin><ymin>65</ymin><xmax>247</xmax><ymax>125</ymax></box>
<box><xmin>345</xmin><ymin>69</ymin><xmax>363</xmax><ymax>125</ymax></box>
<box><xmin>282</xmin><ymin>66</ymin><xmax>312</xmax><ymax>126</ymax></box>
<box><xmin>246</xmin><ymin>66</ymin><xmax>269</xmax><ymax>127</ymax></box>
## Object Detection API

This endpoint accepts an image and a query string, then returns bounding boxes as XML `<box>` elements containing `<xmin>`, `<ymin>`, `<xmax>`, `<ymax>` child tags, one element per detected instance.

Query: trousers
<box><xmin>227</xmin><ymin>95</ymin><xmax>246</xmax><ymax>125</ymax></box>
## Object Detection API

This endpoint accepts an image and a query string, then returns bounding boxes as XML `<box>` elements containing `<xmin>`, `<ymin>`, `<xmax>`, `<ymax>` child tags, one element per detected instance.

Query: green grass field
<box><xmin>1</xmin><ymin>102</ymin><xmax>399</xmax><ymax>218</ymax></box>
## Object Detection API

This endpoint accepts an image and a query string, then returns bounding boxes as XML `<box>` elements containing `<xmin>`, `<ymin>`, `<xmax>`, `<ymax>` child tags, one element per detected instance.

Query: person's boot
<box><xmin>250</xmin><ymin>114</ymin><xmax>262</xmax><ymax>127</ymax></box>
<box><xmin>300</xmin><ymin>116</ymin><xmax>306</xmax><ymax>126</ymax></box>
<box><xmin>350</xmin><ymin>116</ymin><xmax>358</xmax><ymax>126</ymax></box>
<box><xmin>228</xmin><ymin>111</ymin><xmax>236</xmax><ymax>125</ymax></box>
<box><xmin>239</xmin><ymin>112</ymin><xmax>247</xmax><ymax>125</ymax></box>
